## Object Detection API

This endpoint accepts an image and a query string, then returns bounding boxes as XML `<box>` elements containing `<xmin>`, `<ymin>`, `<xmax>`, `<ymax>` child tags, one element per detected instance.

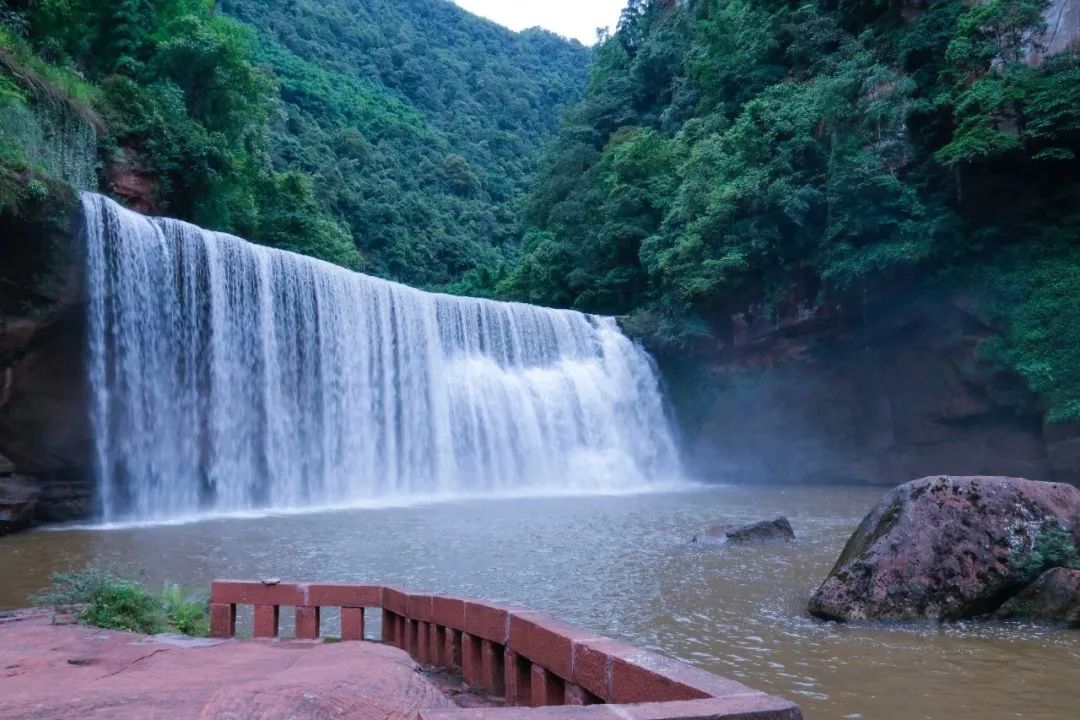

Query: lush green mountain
<box><xmin>219</xmin><ymin>0</ymin><xmax>590</xmax><ymax>286</ymax></box>
<box><xmin>0</xmin><ymin>0</ymin><xmax>589</xmax><ymax>287</ymax></box>
<box><xmin>500</xmin><ymin>0</ymin><xmax>1080</xmax><ymax>420</ymax></box>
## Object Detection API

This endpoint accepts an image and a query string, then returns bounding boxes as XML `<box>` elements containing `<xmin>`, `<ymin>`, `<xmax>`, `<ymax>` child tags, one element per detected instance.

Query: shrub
<box><xmin>79</xmin><ymin>581</ymin><xmax>165</xmax><ymax>634</ymax></box>
<box><xmin>33</xmin><ymin>566</ymin><xmax>209</xmax><ymax>637</ymax></box>
<box><xmin>1011</xmin><ymin>527</ymin><xmax>1080</xmax><ymax>584</ymax></box>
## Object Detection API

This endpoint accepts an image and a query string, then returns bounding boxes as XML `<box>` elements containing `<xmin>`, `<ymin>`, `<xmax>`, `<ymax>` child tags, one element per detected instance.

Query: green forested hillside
<box><xmin>219</xmin><ymin>0</ymin><xmax>590</xmax><ymax>286</ymax></box>
<box><xmin>501</xmin><ymin>0</ymin><xmax>1080</xmax><ymax>419</ymax></box>
<box><xmin>0</xmin><ymin>0</ymin><xmax>589</xmax><ymax>286</ymax></box>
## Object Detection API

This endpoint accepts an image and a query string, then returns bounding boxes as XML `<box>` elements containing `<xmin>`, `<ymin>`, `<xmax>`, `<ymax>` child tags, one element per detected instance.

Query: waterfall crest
<box><xmin>83</xmin><ymin>193</ymin><xmax>682</xmax><ymax>522</ymax></box>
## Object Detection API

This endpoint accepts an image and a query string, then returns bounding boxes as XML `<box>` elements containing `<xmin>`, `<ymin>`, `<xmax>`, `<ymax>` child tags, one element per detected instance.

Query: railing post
<box><xmin>504</xmin><ymin>648</ymin><xmax>530</xmax><ymax>705</ymax></box>
<box><xmin>210</xmin><ymin>603</ymin><xmax>236</xmax><ymax>639</ymax></box>
<box><xmin>432</xmin><ymin>625</ymin><xmax>446</xmax><ymax>666</ymax></box>
<box><xmin>406</xmin><ymin>619</ymin><xmax>419</xmax><ymax>656</ymax></box>
<box><xmin>296</xmin><ymin>606</ymin><xmax>320</xmax><ymax>639</ymax></box>
<box><xmin>382</xmin><ymin>609</ymin><xmax>398</xmax><ymax>645</ymax></box>
<box><xmin>253</xmin><ymin>604</ymin><xmax>279</xmax><ymax>638</ymax></box>
<box><xmin>418</xmin><ymin>621</ymin><xmax>431</xmax><ymax>663</ymax></box>
<box><xmin>448</xmin><ymin>629</ymin><xmax>463</xmax><ymax>670</ymax></box>
<box><xmin>341</xmin><ymin>607</ymin><xmax>365</xmax><ymax>641</ymax></box>
<box><xmin>481</xmin><ymin>640</ymin><xmax>506</xmax><ymax>696</ymax></box>
<box><xmin>531</xmin><ymin>663</ymin><xmax>564</xmax><ymax>707</ymax></box>
<box><xmin>461</xmin><ymin>632</ymin><xmax>482</xmax><ymax>687</ymax></box>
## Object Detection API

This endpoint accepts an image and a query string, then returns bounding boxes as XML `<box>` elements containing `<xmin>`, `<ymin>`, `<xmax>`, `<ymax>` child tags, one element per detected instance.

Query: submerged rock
<box><xmin>808</xmin><ymin>476</ymin><xmax>1080</xmax><ymax>621</ymax></box>
<box><xmin>707</xmin><ymin>516</ymin><xmax>795</xmax><ymax>544</ymax></box>
<box><xmin>995</xmin><ymin>568</ymin><xmax>1080</xmax><ymax>626</ymax></box>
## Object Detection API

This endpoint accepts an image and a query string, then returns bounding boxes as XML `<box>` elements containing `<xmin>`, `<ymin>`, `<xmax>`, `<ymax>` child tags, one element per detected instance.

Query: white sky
<box><xmin>452</xmin><ymin>0</ymin><xmax>626</xmax><ymax>45</ymax></box>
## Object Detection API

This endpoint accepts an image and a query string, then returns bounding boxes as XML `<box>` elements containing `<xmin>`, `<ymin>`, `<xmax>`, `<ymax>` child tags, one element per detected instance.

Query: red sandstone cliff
<box><xmin>0</xmin><ymin>186</ymin><xmax>94</xmax><ymax>533</ymax></box>
<box><xmin>663</xmin><ymin>289</ymin><xmax>1080</xmax><ymax>488</ymax></box>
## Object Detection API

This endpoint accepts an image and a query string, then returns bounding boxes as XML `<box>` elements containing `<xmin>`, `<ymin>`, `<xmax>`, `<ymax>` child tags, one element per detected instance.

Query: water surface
<box><xmin>1</xmin><ymin>485</ymin><xmax>1076</xmax><ymax>719</ymax></box>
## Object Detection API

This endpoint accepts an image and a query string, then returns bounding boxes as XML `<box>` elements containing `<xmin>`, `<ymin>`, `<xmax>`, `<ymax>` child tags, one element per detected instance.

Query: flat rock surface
<box><xmin>0</xmin><ymin>609</ymin><xmax>458</xmax><ymax>720</ymax></box>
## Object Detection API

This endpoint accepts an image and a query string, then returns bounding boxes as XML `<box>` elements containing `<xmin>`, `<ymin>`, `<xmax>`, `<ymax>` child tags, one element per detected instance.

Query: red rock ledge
<box><xmin>211</xmin><ymin>580</ymin><xmax>802</xmax><ymax>720</ymax></box>
<box><xmin>0</xmin><ymin>608</ymin><xmax>458</xmax><ymax>719</ymax></box>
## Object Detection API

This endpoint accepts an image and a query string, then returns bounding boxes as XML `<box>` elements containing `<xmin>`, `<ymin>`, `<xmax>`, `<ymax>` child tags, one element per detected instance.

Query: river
<box><xmin>1</xmin><ymin>484</ymin><xmax>1076</xmax><ymax>719</ymax></box>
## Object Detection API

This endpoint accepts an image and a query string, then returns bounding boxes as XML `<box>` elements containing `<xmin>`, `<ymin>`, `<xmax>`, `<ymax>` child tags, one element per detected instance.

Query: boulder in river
<box><xmin>995</xmin><ymin>568</ymin><xmax>1080</xmax><ymax>626</ymax></box>
<box><xmin>808</xmin><ymin>476</ymin><xmax>1080</xmax><ymax>621</ymax></box>
<box><xmin>706</xmin><ymin>516</ymin><xmax>795</xmax><ymax>544</ymax></box>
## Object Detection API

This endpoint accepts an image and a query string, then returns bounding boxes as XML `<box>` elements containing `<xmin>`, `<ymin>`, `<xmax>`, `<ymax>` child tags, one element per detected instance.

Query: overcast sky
<box><xmin>453</xmin><ymin>0</ymin><xmax>626</xmax><ymax>45</ymax></box>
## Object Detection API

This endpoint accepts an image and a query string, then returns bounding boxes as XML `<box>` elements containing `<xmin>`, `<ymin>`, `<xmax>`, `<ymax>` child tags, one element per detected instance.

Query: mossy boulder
<box><xmin>809</xmin><ymin>476</ymin><xmax>1080</xmax><ymax>621</ymax></box>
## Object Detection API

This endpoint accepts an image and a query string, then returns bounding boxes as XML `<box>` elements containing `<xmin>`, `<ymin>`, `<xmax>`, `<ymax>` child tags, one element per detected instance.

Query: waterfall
<box><xmin>83</xmin><ymin>193</ymin><xmax>682</xmax><ymax>522</ymax></box>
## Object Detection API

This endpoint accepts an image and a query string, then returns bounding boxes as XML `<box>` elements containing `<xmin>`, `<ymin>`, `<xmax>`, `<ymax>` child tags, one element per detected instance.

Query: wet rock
<box><xmin>1</xmin><ymin>184</ymin><xmax>94</xmax><ymax>534</ymax></box>
<box><xmin>995</xmin><ymin>568</ymin><xmax>1080</xmax><ymax>626</ymax></box>
<box><xmin>808</xmin><ymin>476</ymin><xmax>1080</xmax><ymax>621</ymax></box>
<box><xmin>707</xmin><ymin>516</ymin><xmax>795</xmax><ymax>544</ymax></box>
<box><xmin>0</xmin><ymin>475</ymin><xmax>41</xmax><ymax>534</ymax></box>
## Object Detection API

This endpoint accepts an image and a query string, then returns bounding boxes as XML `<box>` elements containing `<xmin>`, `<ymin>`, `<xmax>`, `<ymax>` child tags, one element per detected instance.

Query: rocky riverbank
<box><xmin>0</xmin><ymin>608</ymin><xmax>488</xmax><ymax>720</ymax></box>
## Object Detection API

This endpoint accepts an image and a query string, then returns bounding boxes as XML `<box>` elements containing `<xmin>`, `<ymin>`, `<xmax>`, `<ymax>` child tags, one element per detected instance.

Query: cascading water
<box><xmin>83</xmin><ymin>193</ymin><xmax>682</xmax><ymax>522</ymax></box>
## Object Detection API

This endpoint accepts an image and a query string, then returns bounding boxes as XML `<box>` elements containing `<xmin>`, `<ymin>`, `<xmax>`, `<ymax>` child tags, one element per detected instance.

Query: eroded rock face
<box><xmin>0</xmin><ymin>476</ymin><xmax>41</xmax><ymax>535</ymax></box>
<box><xmin>995</xmin><ymin>568</ymin><xmax>1080</xmax><ymax>626</ymax></box>
<box><xmin>0</xmin><ymin>184</ymin><xmax>94</xmax><ymax>534</ymax></box>
<box><xmin>707</xmin><ymin>517</ymin><xmax>795</xmax><ymax>544</ymax></box>
<box><xmin>808</xmin><ymin>476</ymin><xmax>1080</xmax><ymax>621</ymax></box>
<box><xmin>668</xmin><ymin>295</ymin><xmax>1079</xmax><ymax>488</ymax></box>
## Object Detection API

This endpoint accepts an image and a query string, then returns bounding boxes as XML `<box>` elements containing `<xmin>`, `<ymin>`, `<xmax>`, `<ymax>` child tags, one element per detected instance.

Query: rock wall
<box><xmin>1041</xmin><ymin>0</ymin><xmax>1080</xmax><ymax>57</ymax></box>
<box><xmin>0</xmin><ymin>185</ymin><xmax>93</xmax><ymax>533</ymax></box>
<box><xmin>664</xmin><ymin>293</ymin><xmax>1080</xmax><ymax>487</ymax></box>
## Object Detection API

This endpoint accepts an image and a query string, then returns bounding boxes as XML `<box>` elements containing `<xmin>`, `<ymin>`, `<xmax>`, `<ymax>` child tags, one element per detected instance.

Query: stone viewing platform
<box><xmin>0</xmin><ymin>581</ymin><xmax>801</xmax><ymax>719</ymax></box>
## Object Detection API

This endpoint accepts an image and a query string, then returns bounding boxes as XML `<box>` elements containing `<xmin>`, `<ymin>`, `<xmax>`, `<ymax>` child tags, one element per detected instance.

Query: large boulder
<box><xmin>809</xmin><ymin>476</ymin><xmax>1080</xmax><ymax>621</ymax></box>
<box><xmin>995</xmin><ymin>568</ymin><xmax>1080</xmax><ymax>626</ymax></box>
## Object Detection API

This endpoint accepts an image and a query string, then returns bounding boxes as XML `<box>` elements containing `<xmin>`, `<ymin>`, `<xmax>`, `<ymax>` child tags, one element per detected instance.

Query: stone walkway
<box><xmin>0</xmin><ymin>610</ymin><xmax>466</xmax><ymax>719</ymax></box>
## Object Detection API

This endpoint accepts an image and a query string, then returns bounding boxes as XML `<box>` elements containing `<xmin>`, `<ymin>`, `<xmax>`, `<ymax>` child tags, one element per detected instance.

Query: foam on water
<box><xmin>83</xmin><ymin>193</ymin><xmax>683</xmax><ymax>522</ymax></box>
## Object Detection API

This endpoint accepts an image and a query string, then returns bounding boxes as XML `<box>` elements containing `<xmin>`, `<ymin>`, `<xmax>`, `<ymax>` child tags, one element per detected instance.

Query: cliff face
<box><xmin>0</xmin><ymin>186</ymin><xmax>93</xmax><ymax>533</ymax></box>
<box><xmin>664</xmin><ymin>293</ymin><xmax>1080</xmax><ymax>488</ymax></box>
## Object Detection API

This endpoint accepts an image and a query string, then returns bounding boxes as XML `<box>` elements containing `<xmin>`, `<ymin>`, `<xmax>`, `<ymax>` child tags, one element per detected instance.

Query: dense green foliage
<box><xmin>219</xmin><ymin>0</ymin><xmax>589</xmax><ymax>286</ymax></box>
<box><xmin>1</xmin><ymin>0</ymin><xmax>589</xmax><ymax>284</ymax></box>
<box><xmin>503</xmin><ymin>0</ymin><xmax>1080</xmax><ymax>417</ymax></box>
<box><xmin>33</xmin><ymin>566</ymin><xmax>210</xmax><ymax>636</ymax></box>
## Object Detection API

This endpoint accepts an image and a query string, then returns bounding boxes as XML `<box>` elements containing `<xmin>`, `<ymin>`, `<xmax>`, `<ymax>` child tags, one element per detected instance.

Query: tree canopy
<box><xmin>498</xmin><ymin>0</ymin><xmax>1080</xmax><ymax>418</ymax></box>
<box><xmin>1</xmin><ymin>0</ymin><xmax>590</xmax><ymax>285</ymax></box>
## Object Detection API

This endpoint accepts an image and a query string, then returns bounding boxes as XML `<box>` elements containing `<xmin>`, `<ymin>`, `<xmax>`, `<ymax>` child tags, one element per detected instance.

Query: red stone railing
<box><xmin>210</xmin><ymin>581</ymin><xmax>802</xmax><ymax>720</ymax></box>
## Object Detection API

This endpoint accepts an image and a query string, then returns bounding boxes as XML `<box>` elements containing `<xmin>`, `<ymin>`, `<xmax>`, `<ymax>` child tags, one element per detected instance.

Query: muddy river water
<box><xmin>1</xmin><ymin>485</ymin><xmax>1076</xmax><ymax>719</ymax></box>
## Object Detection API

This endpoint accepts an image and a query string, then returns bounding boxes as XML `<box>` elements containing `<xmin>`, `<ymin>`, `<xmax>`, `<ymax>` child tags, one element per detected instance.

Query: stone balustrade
<box><xmin>210</xmin><ymin>580</ymin><xmax>802</xmax><ymax>720</ymax></box>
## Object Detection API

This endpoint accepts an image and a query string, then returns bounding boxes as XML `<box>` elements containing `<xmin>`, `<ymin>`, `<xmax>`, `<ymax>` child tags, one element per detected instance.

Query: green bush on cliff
<box><xmin>33</xmin><ymin>566</ymin><xmax>209</xmax><ymax>637</ymax></box>
<box><xmin>960</xmin><ymin>243</ymin><xmax>1080</xmax><ymax>423</ymax></box>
